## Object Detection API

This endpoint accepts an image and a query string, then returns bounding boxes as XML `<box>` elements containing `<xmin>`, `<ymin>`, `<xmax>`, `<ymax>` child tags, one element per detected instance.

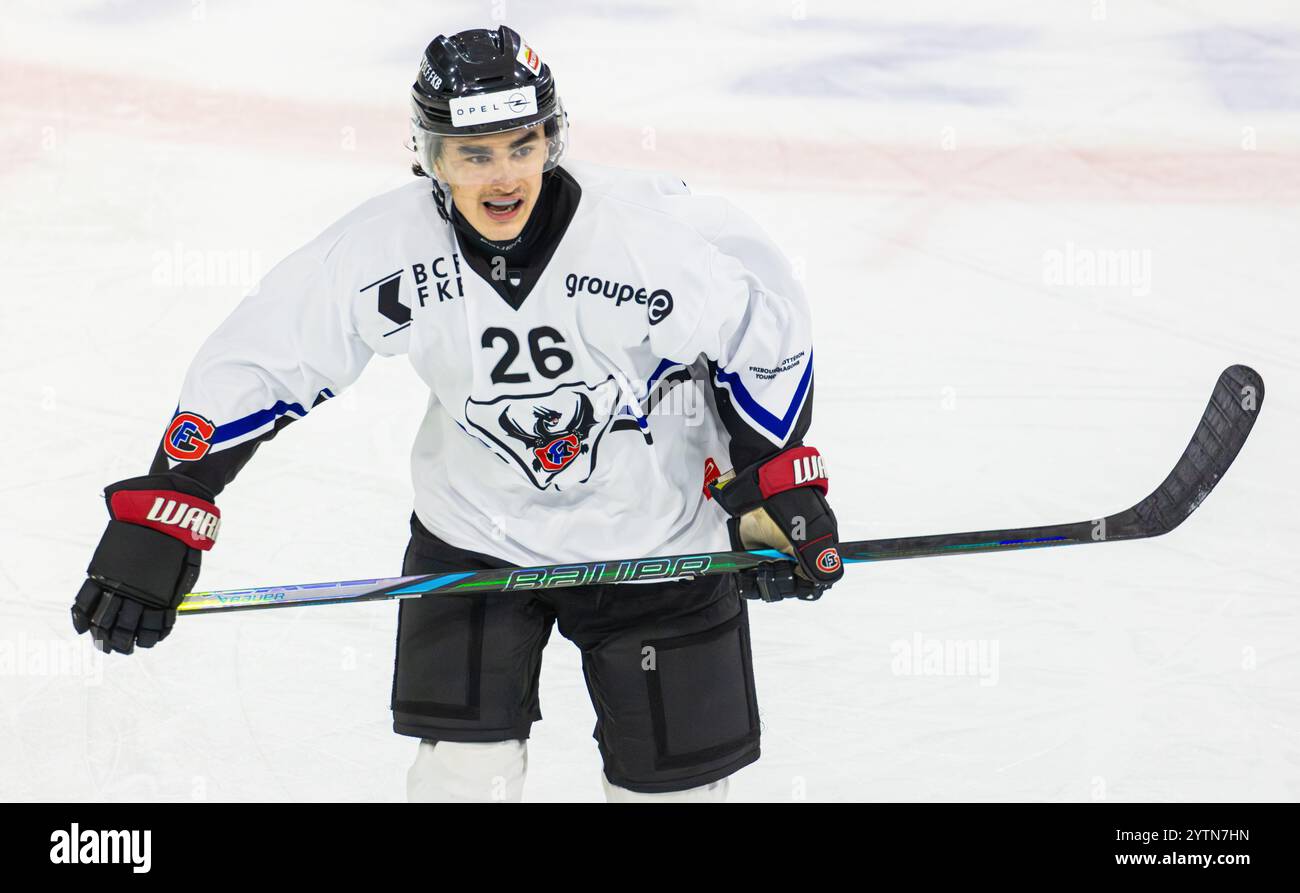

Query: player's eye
<box><xmin>512</xmin><ymin>146</ymin><xmax>535</xmax><ymax>159</ymax></box>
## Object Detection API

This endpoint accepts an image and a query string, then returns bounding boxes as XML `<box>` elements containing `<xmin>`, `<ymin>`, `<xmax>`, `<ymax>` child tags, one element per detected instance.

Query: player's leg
<box><xmin>600</xmin><ymin>774</ymin><xmax>729</xmax><ymax>802</ymax></box>
<box><xmin>407</xmin><ymin>738</ymin><xmax>528</xmax><ymax>802</ymax></box>
<box><xmin>555</xmin><ymin>573</ymin><xmax>760</xmax><ymax>800</ymax></box>
<box><xmin>392</xmin><ymin>515</ymin><xmax>554</xmax><ymax>802</ymax></box>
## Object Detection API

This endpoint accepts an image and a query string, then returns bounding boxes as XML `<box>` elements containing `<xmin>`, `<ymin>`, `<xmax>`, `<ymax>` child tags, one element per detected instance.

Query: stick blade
<box><xmin>1116</xmin><ymin>364</ymin><xmax>1264</xmax><ymax>537</ymax></box>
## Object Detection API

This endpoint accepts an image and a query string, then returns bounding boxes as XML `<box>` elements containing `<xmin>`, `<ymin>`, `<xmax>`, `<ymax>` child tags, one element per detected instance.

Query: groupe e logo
<box><xmin>563</xmin><ymin>273</ymin><xmax>674</xmax><ymax>325</ymax></box>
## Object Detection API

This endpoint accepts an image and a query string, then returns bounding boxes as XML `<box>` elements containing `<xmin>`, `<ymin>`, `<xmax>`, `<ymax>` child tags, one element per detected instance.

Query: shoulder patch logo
<box><xmin>164</xmin><ymin>412</ymin><xmax>216</xmax><ymax>461</ymax></box>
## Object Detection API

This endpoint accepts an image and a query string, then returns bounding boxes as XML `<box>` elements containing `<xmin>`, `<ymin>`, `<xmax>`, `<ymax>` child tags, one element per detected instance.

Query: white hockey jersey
<box><xmin>160</xmin><ymin>161</ymin><xmax>815</xmax><ymax>567</ymax></box>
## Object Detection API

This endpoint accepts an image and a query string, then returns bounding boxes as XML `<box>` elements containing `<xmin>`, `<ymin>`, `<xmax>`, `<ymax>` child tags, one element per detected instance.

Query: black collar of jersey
<box><xmin>449</xmin><ymin>167</ymin><xmax>582</xmax><ymax>311</ymax></box>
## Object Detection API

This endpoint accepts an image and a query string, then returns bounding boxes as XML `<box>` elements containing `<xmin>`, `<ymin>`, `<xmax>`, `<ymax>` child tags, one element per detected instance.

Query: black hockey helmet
<box><xmin>410</xmin><ymin>26</ymin><xmax>568</xmax><ymax>182</ymax></box>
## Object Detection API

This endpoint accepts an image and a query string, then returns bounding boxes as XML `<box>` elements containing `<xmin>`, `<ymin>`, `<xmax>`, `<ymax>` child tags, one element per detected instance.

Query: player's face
<box><xmin>436</xmin><ymin>126</ymin><xmax>548</xmax><ymax>240</ymax></box>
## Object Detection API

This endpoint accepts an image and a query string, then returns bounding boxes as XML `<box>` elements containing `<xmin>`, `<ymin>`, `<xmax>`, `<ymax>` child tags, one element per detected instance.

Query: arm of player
<box><xmin>148</xmin><ymin>243</ymin><xmax>394</xmax><ymax>492</ymax></box>
<box><xmin>73</xmin><ymin>238</ymin><xmax>404</xmax><ymax>654</ymax></box>
<box><xmin>651</xmin><ymin>199</ymin><xmax>843</xmax><ymax>596</ymax></box>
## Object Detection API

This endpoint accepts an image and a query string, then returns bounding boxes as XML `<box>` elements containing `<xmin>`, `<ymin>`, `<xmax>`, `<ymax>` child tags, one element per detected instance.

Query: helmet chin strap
<box><xmin>429</xmin><ymin>178</ymin><xmax>452</xmax><ymax>224</ymax></box>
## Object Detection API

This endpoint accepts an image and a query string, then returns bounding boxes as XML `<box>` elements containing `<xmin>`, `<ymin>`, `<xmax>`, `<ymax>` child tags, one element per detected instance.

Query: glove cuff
<box><xmin>105</xmin><ymin>474</ymin><xmax>221</xmax><ymax>551</ymax></box>
<box><xmin>710</xmin><ymin>444</ymin><xmax>828</xmax><ymax>516</ymax></box>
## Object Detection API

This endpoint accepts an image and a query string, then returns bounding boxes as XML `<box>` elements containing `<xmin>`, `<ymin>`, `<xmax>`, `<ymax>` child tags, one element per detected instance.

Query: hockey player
<box><xmin>71</xmin><ymin>26</ymin><xmax>843</xmax><ymax>802</ymax></box>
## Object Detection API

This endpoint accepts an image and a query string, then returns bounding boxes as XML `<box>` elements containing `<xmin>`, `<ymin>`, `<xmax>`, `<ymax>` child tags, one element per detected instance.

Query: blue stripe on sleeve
<box><xmin>212</xmin><ymin>400</ymin><xmax>308</xmax><ymax>444</ymax></box>
<box><xmin>184</xmin><ymin>388</ymin><xmax>335</xmax><ymax>447</ymax></box>
<box><xmin>713</xmin><ymin>350</ymin><xmax>813</xmax><ymax>441</ymax></box>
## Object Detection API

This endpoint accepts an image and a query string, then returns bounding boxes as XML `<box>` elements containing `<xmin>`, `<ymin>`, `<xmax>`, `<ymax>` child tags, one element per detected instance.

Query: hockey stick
<box><xmin>177</xmin><ymin>365</ymin><xmax>1263</xmax><ymax>615</ymax></box>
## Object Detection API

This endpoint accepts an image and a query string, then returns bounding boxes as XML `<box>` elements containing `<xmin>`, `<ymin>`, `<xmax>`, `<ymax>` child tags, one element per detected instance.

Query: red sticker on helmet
<box><xmin>517</xmin><ymin>44</ymin><xmax>542</xmax><ymax>76</ymax></box>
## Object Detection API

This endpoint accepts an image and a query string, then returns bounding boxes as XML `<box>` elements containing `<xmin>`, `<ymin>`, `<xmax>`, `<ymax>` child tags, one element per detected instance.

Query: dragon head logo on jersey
<box><xmin>465</xmin><ymin>379</ymin><xmax>619</xmax><ymax>490</ymax></box>
<box><xmin>500</xmin><ymin>401</ymin><xmax>596</xmax><ymax>473</ymax></box>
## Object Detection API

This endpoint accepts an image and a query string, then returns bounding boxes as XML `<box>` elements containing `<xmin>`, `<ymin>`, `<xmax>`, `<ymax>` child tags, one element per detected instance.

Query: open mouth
<box><xmin>482</xmin><ymin>194</ymin><xmax>525</xmax><ymax>222</ymax></box>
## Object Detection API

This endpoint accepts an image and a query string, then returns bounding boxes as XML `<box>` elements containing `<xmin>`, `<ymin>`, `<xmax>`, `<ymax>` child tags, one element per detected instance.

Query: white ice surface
<box><xmin>1</xmin><ymin>0</ymin><xmax>1298</xmax><ymax>802</ymax></box>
